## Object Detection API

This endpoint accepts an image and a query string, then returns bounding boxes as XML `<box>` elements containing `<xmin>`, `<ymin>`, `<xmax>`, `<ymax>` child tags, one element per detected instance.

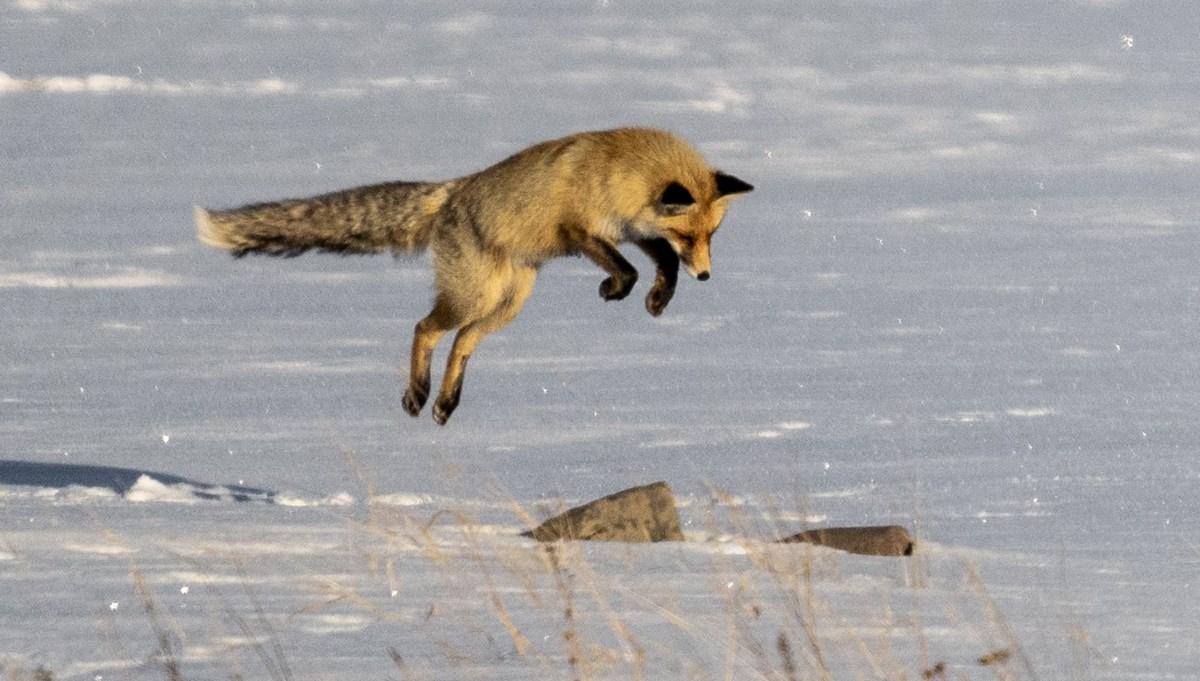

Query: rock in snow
<box><xmin>778</xmin><ymin>525</ymin><xmax>914</xmax><ymax>557</ymax></box>
<box><xmin>523</xmin><ymin>481</ymin><xmax>685</xmax><ymax>543</ymax></box>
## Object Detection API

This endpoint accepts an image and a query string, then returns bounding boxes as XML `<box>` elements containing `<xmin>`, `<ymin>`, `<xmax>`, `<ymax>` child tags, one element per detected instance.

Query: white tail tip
<box><xmin>194</xmin><ymin>205</ymin><xmax>225</xmax><ymax>249</ymax></box>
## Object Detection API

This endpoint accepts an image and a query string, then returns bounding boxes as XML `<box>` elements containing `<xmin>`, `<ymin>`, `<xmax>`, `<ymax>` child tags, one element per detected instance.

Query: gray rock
<box><xmin>523</xmin><ymin>481</ymin><xmax>684</xmax><ymax>543</ymax></box>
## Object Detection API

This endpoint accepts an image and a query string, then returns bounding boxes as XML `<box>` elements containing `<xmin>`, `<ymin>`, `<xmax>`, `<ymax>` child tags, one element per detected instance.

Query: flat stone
<box><xmin>777</xmin><ymin>525</ymin><xmax>914</xmax><ymax>556</ymax></box>
<box><xmin>523</xmin><ymin>481</ymin><xmax>684</xmax><ymax>543</ymax></box>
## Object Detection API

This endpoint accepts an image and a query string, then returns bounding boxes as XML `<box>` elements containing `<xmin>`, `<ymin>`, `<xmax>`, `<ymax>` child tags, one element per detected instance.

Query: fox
<box><xmin>196</xmin><ymin>127</ymin><xmax>753</xmax><ymax>424</ymax></box>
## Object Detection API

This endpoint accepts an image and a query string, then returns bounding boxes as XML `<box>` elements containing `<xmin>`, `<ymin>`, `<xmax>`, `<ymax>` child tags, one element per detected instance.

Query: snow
<box><xmin>3</xmin><ymin>1</ymin><xmax>1199</xmax><ymax>679</ymax></box>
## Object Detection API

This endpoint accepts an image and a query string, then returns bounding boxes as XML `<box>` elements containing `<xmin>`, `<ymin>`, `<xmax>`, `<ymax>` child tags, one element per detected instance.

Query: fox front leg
<box><xmin>635</xmin><ymin>238</ymin><xmax>680</xmax><ymax>316</ymax></box>
<box><xmin>579</xmin><ymin>237</ymin><xmax>639</xmax><ymax>301</ymax></box>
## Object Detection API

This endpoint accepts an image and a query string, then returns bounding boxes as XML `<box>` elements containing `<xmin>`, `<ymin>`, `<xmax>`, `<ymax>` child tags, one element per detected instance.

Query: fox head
<box><xmin>652</xmin><ymin>172</ymin><xmax>754</xmax><ymax>280</ymax></box>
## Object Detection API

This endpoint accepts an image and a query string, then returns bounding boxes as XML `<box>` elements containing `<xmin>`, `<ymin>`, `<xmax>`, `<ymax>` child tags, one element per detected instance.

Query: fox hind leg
<box><xmin>403</xmin><ymin>298</ymin><xmax>458</xmax><ymax>417</ymax></box>
<box><xmin>432</xmin><ymin>266</ymin><xmax>537</xmax><ymax>425</ymax></box>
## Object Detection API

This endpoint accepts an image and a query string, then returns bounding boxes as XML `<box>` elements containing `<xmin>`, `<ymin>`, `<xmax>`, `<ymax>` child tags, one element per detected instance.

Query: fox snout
<box><xmin>672</xmin><ymin>237</ymin><xmax>712</xmax><ymax>281</ymax></box>
<box><xmin>684</xmin><ymin>258</ymin><xmax>710</xmax><ymax>281</ymax></box>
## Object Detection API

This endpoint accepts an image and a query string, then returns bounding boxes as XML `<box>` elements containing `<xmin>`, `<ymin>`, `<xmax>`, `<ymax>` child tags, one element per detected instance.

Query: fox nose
<box><xmin>696</xmin><ymin>271</ymin><xmax>710</xmax><ymax>281</ymax></box>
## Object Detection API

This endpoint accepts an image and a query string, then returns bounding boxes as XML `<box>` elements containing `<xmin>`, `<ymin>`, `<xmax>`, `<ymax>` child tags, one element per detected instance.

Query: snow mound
<box><xmin>0</xmin><ymin>460</ymin><xmax>276</xmax><ymax>505</ymax></box>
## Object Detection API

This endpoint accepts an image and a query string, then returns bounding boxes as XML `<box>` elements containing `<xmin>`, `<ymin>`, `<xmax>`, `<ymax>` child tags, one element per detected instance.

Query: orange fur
<box><xmin>197</xmin><ymin>128</ymin><xmax>753</xmax><ymax>424</ymax></box>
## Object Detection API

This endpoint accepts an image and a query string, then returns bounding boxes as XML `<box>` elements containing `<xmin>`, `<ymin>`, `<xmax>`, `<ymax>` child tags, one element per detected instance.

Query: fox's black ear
<box><xmin>658</xmin><ymin>182</ymin><xmax>696</xmax><ymax>216</ymax></box>
<box><xmin>715</xmin><ymin>172</ymin><xmax>754</xmax><ymax>198</ymax></box>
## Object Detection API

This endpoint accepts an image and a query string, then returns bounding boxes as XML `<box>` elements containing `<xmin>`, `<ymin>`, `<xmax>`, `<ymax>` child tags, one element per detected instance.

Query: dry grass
<box><xmin>13</xmin><ymin>469</ymin><xmax>1070</xmax><ymax>681</ymax></box>
<box><xmin>327</xmin><ymin>473</ymin><xmax>1056</xmax><ymax>681</ymax></box>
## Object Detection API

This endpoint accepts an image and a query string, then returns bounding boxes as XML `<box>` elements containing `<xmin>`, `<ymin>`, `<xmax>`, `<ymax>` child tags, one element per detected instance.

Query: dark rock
<box><xmin>523</xmin><ymin>481</ymin><xmax>684</xmax><ymax>543</ymax></box>
<box><xmin>778</xmin><ymin>525</ymin><xmax>914</xmax><ymax>556</ymax></box>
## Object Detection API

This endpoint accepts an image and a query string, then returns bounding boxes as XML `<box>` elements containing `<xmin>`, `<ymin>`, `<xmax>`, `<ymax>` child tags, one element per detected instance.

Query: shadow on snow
<box><xmin>0</xmin><ymin>459</ymin><xmax>275</xmax><ymax>503</ymax></box>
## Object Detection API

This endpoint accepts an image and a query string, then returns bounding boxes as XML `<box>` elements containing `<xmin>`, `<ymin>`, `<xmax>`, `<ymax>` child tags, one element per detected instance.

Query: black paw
<box><xmin>432</xmin><ymin>395</ymin><xmax>459</xmax><ymax>425</ymax></box>
<box><xmin>402</xmin><ymin>382</ymin><xmax>429</xmax><ymax>417</ymax></box>
<box><xmin>645</xmin><ymin>281</ymin><xmax>675</xmax><ymax>316</ymax></box>
<box><xmin>600</xmin><ymin>272</ymin><xmax>637</xmax><ymax>301</ymax></box>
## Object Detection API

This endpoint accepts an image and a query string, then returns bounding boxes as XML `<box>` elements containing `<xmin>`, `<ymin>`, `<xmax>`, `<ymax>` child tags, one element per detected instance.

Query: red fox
<box><xmin>196</xmin><ymin>127</ymin><xmax>753</xmax><ymax>424</ymax></box>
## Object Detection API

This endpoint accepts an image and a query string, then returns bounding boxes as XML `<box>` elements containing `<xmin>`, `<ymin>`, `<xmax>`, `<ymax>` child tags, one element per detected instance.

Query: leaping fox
<box><xmin>196</xmin><ymin>127</ymin><xmax>753</xmax><ymax>424</ymax></box>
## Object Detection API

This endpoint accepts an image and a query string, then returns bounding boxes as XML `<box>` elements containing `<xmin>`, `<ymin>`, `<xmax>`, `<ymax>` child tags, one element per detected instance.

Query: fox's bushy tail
<box><xmin>196</xmin><ymin>181</ymin><xmax>451</xmax><ymax>257</ymax></box>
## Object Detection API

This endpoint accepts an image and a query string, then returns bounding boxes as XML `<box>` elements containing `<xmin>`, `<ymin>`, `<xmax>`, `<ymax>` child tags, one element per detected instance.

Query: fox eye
<box><xmin>657</xmin><ymin>182</ymin><xmax>695</xmax><ymax>216</ymax></box>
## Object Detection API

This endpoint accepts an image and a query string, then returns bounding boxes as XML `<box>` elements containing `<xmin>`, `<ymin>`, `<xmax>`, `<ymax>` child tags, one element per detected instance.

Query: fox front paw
<box><xmin>599</xmin><ymin>271</ymin><xmax>637</xmax><ymax>301</ymax></box>
<box><xmin>645</xmin><ymin>280</ymin><xmax>676</xmax><ymax>316</ymax></box>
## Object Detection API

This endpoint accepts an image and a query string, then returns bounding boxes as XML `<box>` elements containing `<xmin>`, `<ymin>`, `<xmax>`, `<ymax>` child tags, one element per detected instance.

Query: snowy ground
<box><xmin>2</xmin><ymin>1</ymin><xmax>1198</xmax><ymax>679</ymax></box>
